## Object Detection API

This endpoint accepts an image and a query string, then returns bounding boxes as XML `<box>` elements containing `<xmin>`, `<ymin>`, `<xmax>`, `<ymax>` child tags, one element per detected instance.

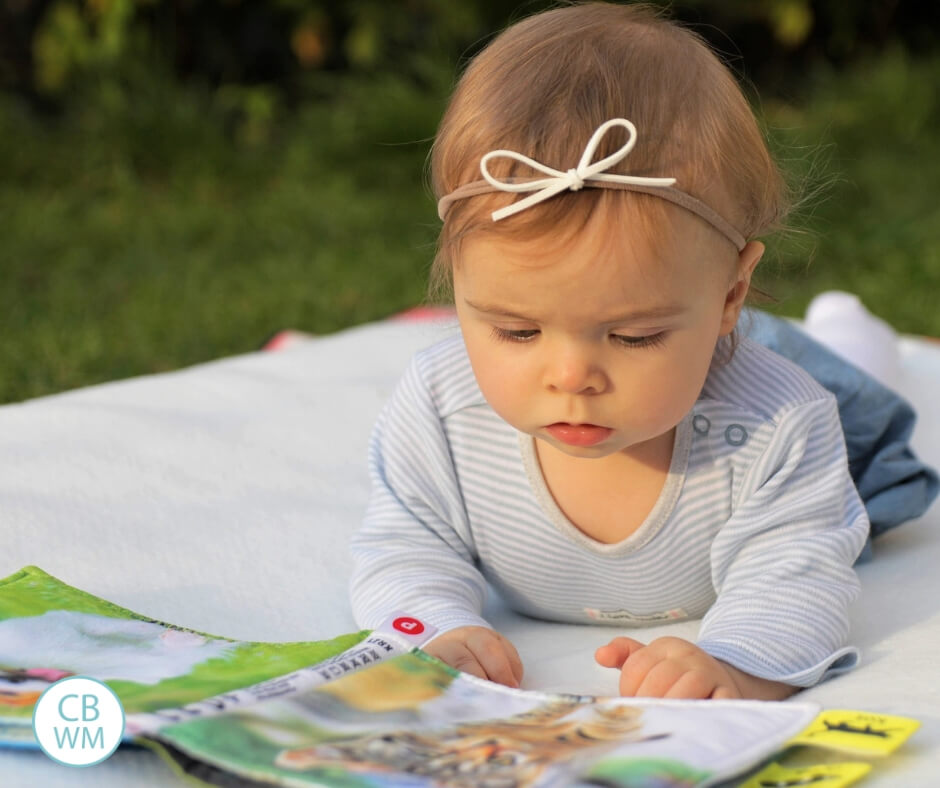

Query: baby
<box><xmin>350</xmin><ymin>2</ymin><xmax>869</xmax><ymax>700</ymax></box>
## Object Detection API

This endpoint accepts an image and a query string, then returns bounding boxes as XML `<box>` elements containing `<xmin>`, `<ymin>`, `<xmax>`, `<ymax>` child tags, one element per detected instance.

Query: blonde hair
<box><xmin>429</xmin><ymin>2</ymin><xmax>789</xmax><ymax>299</ymax></box>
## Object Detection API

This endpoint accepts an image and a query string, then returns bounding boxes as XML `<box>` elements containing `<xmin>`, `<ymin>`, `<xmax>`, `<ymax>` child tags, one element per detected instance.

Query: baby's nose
<box><xmin>544</xmin><ymin>350</ymin><xmax>607</xmax><ymax>394</ymax></box>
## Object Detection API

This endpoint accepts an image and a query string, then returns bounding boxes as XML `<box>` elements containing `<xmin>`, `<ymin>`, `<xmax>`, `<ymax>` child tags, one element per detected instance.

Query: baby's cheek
<box><xmin>647</xmin><ymin>351</ymin><xmax>710</xmax><ymax>419</ymax></box>
<box><xmin>476</xmin><ymin>365</ymin><xmax>529</xmax><ymax>419</ymax></box>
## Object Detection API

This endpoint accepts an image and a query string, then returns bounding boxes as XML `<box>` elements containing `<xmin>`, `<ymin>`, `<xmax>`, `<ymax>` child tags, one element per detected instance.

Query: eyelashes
<box><xmin>489</xmin><ymin>326</ymin><xmax>666</xmax><ymax>349</ymax></box>
<box><xmin>611</xmin><ymin>332</ymin><xmax>667</xmax><ymax>349</ymax></box>
<box><xmin>490</xmin><ymin>327</ymin><xmax>539</xmax><ymax>343</ymax></box>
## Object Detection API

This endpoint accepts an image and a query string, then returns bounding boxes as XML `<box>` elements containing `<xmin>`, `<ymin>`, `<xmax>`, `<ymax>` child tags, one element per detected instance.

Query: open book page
<box><xmin>147</xmin><ymin>650</ymin><xmax>820</xmax><ymax>788</ymax></box>
<box><xmin>0</xmin><ymin>566</ymin><xmax>370</xmax><ymax>747</ymax></box>
<box><xmin>1</xmin><ymin>566</ymin><xmax>918</xmax><ymax>787</ymax></box>
<box><xmin>126</xmin><ymin>616</ymin><xmax>438</xmax><ymax>736</ymax></box>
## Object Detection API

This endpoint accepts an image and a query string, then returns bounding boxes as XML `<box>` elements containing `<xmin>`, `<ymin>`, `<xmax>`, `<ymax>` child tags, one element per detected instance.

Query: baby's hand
<box><xmin>423</xmin><ymin>626</ymin><xmax>524</xmax><ymax>688</ymax></box>
<box><xmin>595</xmin><ymin>636</ymin><xmax>794</xmax><ymax>700</ymax></box>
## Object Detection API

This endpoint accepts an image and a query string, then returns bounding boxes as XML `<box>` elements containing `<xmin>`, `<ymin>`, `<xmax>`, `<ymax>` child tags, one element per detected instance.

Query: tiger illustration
<box><xmin>275</xmin><ymin>698</ymin><xmax>646</xmax><ymax>787</ymax></box>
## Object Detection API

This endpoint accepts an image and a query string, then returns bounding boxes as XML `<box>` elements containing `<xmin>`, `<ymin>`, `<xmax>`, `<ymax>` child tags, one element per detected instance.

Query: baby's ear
<box><xmin>719</xmin><ymin>241</ymin><xmax>764</xmax><ymax>335</ymax></box>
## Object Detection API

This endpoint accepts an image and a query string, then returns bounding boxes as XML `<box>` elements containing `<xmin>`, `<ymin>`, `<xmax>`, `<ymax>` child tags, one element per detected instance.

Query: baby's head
<box><xmin>431</xmin><ymin>1</ymin><xmax>788</xmax><ymax>294</ymax></box>
<box><xmin>430</xmin><ymin>3</ymin><xmax>791</xmax><ymax>460</ymax></box>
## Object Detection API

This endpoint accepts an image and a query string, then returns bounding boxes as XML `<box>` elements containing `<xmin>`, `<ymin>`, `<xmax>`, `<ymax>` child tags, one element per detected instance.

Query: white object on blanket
<box><xmin>803</xmin><ymin>290</ymin><xmax>903</xmax><ymax>388</ymax></box>
<box><xmin>0</xmin><ymin>305</ymin><xmax>938</xmax><ymax>787</ymax></box>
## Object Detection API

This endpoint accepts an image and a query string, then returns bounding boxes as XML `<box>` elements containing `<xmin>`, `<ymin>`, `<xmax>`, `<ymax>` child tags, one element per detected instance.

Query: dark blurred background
<box><xmin>1</xmin><ymin>0</ymin><xmax>939</xmax><ymax>403</ymax></box>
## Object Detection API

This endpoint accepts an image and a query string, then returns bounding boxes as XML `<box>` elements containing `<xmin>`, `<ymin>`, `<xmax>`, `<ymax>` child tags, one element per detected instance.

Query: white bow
<box><xmin>479</xmin><ymin>118</ymin><xmax>676</xmax><ymax>221</ymax></box>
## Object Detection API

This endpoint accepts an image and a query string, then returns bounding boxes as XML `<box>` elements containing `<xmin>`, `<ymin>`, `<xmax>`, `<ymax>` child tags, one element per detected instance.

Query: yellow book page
<box><xmin>789</xmin><ymin>709</ymin><xmax>920</xmax><ymax>756</ymax></box>
<box><xmin>739</xmin><ymin>760</ymin><xmax>872</xmax><ymax>788</ymax></box>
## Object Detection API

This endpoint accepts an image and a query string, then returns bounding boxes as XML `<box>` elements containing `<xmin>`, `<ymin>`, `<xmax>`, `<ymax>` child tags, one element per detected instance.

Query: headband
<box><xmin>436</xmin><ymin>118</ymin><xmax>747</xmax><ymax>252</ymax></box>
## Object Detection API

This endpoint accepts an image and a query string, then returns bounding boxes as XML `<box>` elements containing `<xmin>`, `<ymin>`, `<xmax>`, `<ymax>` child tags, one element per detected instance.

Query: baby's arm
<box><xmin>595</xmin><ymin>636</ymin><xmax>794</xmax><ymax>700</ymax></box>
<box><xmin>350</xmin><ymin>354</ymin><xmax>523</xmax><ymax>684</ymax></box>
<box><xmin>694</xmin><ymin>398</ymin><xmax>869</xmax><ymax>688</ymax></box>
<box><xmin>595</xmin><ymin>397</ymin><xmax>868</xmax><ymax>699</ymax></box>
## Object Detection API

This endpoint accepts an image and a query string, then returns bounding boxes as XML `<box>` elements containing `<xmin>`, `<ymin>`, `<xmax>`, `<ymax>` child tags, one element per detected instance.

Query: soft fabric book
<box><xmin>0</xmin><ymin>566</ymin><xmax>917</xmax><ymax>787</ymax></box>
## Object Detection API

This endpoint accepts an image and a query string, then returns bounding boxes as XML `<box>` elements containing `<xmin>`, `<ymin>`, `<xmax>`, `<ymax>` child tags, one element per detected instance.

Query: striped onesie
<box><xmin>350</xmin><ymin>332</ymin><xmax>869</xmax><ymax>686</ymax></box>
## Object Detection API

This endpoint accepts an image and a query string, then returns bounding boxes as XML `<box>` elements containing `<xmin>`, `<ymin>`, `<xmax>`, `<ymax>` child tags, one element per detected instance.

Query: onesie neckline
<box><xmin>518</xmin><ymin>413</ymin><xmax>692</xmax><ymax>556</ymax></box>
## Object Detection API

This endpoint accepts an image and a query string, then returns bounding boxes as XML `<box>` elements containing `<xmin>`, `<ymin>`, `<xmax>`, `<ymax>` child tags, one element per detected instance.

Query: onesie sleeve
<box><xmin>349</xmin><ymin>355</ymin><xmax>491</xmax><ymax>635</ymax></box>
<box><xmin>696</xmin><ymin>396</ymin><xmax>870</xmax><ymax>687</ymax></box>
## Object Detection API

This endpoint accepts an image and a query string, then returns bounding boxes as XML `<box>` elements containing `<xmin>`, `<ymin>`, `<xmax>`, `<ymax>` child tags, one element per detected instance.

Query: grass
<box><xmin>757</xmin><ymin>48</ymin><xmax>940</xmax><ymax>327</ymax></box>
<box><xmin>1</xmin><ymin>50</ymin><xmax>938</xmax><ymax>404</ymax></box>
<box><xmin>0</xmin><ymin>72</ymin><xmax>445</xmax><ymax>403</ymax></box>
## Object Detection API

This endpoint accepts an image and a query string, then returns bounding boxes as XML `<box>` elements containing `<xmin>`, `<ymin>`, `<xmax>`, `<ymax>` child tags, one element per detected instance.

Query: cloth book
<box><xmin>0</xmin><ymin>566</ymin><xmax>917</xmax><ymax>787</ymax></box>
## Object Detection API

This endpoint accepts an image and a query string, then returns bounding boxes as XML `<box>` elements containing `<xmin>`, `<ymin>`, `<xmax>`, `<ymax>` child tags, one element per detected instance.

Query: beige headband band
<box><xmin>436</xmin><ymin>118</ymin><xmax>747</xmax><ymax>252</ymax></box>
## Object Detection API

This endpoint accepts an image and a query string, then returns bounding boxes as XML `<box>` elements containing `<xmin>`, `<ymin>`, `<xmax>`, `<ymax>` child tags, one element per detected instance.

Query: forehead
<box><xmin>455</xmin><ymin>202</ymin><xmax>734</xmax><ymax>317</ymax></box>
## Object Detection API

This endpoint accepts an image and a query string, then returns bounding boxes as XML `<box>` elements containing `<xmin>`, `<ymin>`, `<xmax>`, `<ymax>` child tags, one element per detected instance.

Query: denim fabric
<box><xmin>745</xmin><ymin>310</ymin><xmax>939</xmax><ymax>560</ymax></box>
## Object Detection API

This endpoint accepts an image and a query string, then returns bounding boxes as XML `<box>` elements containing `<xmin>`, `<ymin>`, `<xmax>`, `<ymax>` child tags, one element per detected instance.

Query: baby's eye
<box><xmin>491</xmin><ymin>327</ymin><xmax>540</xmax><ymax>343</ymax></box>
<box><xmin>611</xmin><ymin>332</ymin><xmax>666</xmax><ymax>349</ymax></box>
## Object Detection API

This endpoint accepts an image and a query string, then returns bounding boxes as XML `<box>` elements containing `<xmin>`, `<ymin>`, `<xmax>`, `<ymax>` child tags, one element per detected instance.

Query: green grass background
<box><xmin>1</xmin><ymin>49</ymin><xmax>938</xmax><ymax>404</ymax></box>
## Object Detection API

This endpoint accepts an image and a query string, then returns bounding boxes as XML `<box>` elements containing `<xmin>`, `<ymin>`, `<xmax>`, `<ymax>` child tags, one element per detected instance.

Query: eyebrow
<box><xmin>463</xmin><ymin>299</ymin><xmax>686</xmax><ymax>324</ymax></box>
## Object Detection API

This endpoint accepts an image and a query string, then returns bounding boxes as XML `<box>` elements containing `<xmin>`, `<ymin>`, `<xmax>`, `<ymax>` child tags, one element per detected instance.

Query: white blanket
<box><xmin>2</xmin><ymin>317</ymin><xmax>938</xmax><ymax>786</ymax></box>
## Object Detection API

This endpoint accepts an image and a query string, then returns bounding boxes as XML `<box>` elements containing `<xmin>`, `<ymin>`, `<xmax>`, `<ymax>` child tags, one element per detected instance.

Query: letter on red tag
<box><xmin>392</xmin><ymin>616</ymin><xmax>425</xmax><ymax>636</ymax></box>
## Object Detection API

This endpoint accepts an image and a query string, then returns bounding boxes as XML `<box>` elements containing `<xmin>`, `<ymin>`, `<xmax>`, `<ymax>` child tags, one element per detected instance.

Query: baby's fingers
<box><xmin>616</xmin><ymin>646</ymin><xmax>669</xmax><ymax>697</ymax></box>
<box><xmin>465</xmin><ymin>631</ymin><xmax>522</xmax><ymax>688</ymax></box>
<box><xmin>710</xmin><ymin>684</ymin><xmax>739</xmax><ymax>700</ymax></box>
<box><xmin>634</xmin><ymin>660</ymin><xmax>692</xmax><ymax>698</ymax></box>
<box><xmin>663</xmin><ymin>671</ymin><xmax>721</xmax><ymax>700</ymax></box>
<box><xmin>426</xmin><ymin>640</ymin><xmax>489</xmax><ymax>682</ymax></box>
<box><xmin>494</xmin><ymin>632</ymin><xmax>525</xmax><ymax>686</ymax></box>
<box><xmin>595</xmin><ymin>636</ymin><xmax>646</xmax><ymax>669</ymax></box>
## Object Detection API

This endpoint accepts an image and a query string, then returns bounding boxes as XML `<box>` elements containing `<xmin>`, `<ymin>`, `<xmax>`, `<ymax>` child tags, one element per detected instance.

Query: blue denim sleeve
<box><xmin>744</xmin><ymin>310</ymin><xmax>939</xmax><ymax>559</ymax></box>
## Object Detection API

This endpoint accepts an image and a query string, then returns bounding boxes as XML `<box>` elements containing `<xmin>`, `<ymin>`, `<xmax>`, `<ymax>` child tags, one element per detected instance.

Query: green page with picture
<box><xmin>0</xmin><ymin>566</ymin><xmax>373</xmax><ymax>747</ymax></box>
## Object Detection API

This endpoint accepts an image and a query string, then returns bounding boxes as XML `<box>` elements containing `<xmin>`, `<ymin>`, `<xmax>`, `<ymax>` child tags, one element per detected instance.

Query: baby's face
<box><xmin>453</xmin><ymin>207</ymin><xmax>759</xmax><ymax>462</ymax></box>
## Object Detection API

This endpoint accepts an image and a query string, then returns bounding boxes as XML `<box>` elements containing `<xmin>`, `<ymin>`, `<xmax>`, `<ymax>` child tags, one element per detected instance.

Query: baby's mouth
<box><xmin>544</xmin><ymin>423</ymin><xmax>613</xmax><ymax>447</ymax></box>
